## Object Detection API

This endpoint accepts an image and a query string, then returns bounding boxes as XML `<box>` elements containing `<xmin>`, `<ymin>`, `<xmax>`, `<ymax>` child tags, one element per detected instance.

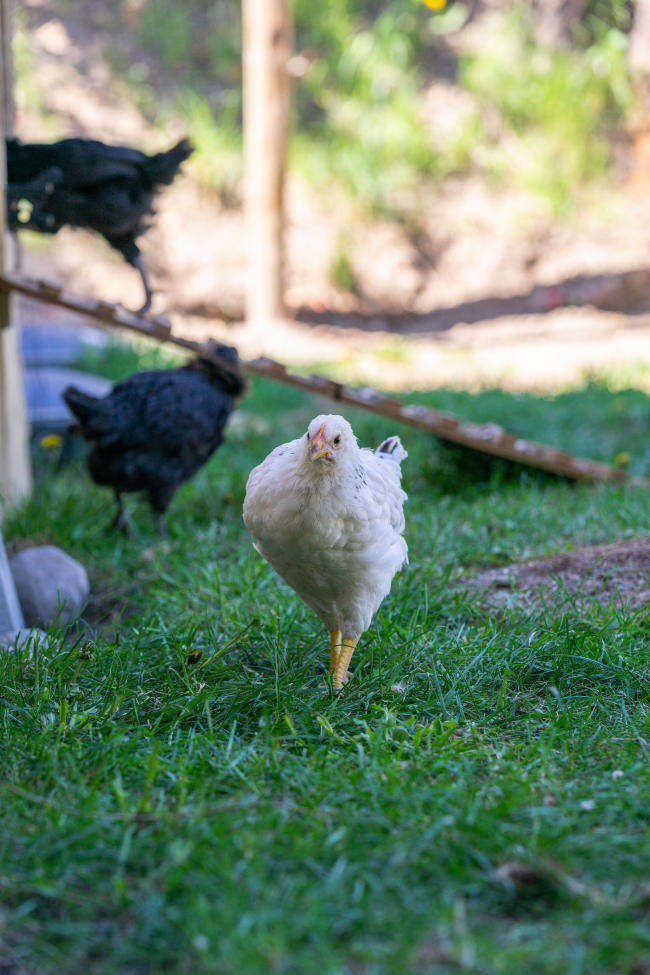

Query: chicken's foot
<box><xmin>330</xmin><ymin>633</ymin><xmax>359</xmax><ymax>690</ymax></box>
<box><xmin>131</xmin><ymin>254</ymin><xmax>153</xmax><ymax>314</ymax></box>
<box><xmin>111</xmin><ymin>492</ymin><xmax>135</xmax><ymax>538</ymax></box>
<box><xmin>153</xmin><ymin>512</ymin><xmax>169</xmax><ymax>540</ymax></box>
<box><xmin>329</xmin><ymin>629</ymin><xmax>342</xmax><ymax>673</ymax></box>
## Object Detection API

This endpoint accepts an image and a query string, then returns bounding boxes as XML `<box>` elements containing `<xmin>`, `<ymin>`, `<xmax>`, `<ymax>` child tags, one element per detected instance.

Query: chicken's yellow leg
<box><xmin>332</xmin><ymin>636</ymin><xmax>360</xmax><ymax>690</ymax></box>
<box><xmin>329</xmin><ymin>630</ymin><xmax>342</xmax><ymax>673</ymax></box>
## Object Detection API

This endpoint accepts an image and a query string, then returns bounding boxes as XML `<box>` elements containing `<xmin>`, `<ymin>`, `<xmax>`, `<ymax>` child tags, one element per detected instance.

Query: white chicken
<box><xmin>242</xmin><ymin>414</ymin><xmax>408</xmax><ymax>688</ymax></box>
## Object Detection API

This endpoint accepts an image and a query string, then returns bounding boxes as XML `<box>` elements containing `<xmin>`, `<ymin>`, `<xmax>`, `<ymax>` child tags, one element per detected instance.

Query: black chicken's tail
<box><xmin>143</xmin><ymin>138</ymin><xmax>193</xmax><ymax>187</ymax></box>
<box><xmin>62</xmin><ymin>385</ymin><xmax>111</xmax><ymax>440</ymax></box>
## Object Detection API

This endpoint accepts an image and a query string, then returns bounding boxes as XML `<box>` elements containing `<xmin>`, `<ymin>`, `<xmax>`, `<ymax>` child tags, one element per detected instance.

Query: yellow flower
<box><xmin>17</xmin><ymin>198</ymin><xmax>33</xmax><ymax>223</ymax></box>
<box><xmin>423</xmin><ymin>0</ymin><xmax>447</xmax><ymax>8</ymax></box>
<box><xmin>40</xmin><ymin>433</ymin><xmax>63</xmax><ymax>449</ymax></box>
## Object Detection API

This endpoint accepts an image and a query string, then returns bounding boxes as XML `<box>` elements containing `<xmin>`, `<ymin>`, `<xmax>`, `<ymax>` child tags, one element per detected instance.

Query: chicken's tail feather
<box><xmin>144</xmin><ymin>138</ymin><xmax>193</xmax><ymax>187</ymax></box>
<box><xmin>62</xmin><ymin>385</ymin><xmax>111</xmax><ymax>439</ymax></box>
<box><xmin>375</xmin><ymin>436</ymin><xmax>408</xmax><ymax>465</ymax></box>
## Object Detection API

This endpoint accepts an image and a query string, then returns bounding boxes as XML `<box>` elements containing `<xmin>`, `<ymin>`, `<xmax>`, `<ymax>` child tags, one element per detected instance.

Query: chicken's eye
<box><xmin>306</xmin><ymin>431</ymin><xmax>311</xmax><ymax>440</ymax></box>
<box><xmin>333</xmin><ymin>435</ymin><xmax>341</xmax><ymax>446</ymax></box>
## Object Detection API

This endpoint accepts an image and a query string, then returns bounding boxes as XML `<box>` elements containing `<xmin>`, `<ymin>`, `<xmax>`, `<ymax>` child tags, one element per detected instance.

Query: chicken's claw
<box><xmin>330</xmin><ymin>634</ymin><xmax>359</xmax><ymax>689</ymax></box>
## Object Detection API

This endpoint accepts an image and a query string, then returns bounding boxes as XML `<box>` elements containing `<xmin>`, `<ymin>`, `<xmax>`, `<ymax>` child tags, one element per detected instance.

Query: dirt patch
<box><xmin>462</xmin><ymin>536</ymin><xmax>650</xmax><ymax>609</ymax></box>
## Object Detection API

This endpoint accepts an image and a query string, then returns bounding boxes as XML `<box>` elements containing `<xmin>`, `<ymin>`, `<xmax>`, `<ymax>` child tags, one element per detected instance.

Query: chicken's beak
<box><xmin>310</xmin><ymin>423</ymin><xmax>332</xmax><ymax>461</ymax></box>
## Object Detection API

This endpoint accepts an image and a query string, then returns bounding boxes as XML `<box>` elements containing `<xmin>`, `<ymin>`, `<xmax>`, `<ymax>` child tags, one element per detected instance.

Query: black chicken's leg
<box><xmin>131</xmin><ymin>254</ymin><xmax>153</xmax><ymax>314</ymax></box>
<box><xmin>153</xmin><ymin>512</ymin><xmax>168</xmax><ymax>540</ymax></box>
<box><xmin>110</xmin><ymin>490</ymin><xmax>135</xmax><ymax>537</ymax></box>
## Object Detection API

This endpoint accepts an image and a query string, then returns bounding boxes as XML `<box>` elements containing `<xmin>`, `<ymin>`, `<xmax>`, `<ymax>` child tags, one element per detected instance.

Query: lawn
<box><xmin>2</xmin><ymin>347</ymin><xmax>650</xmax><ymax>975</ymax></box>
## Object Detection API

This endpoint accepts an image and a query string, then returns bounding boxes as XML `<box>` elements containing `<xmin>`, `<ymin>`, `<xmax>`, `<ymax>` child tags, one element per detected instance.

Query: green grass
<box><xmin>3</xmin><ymin>355</ymin><xmax>650</xmax><ymax>973</ymax></box>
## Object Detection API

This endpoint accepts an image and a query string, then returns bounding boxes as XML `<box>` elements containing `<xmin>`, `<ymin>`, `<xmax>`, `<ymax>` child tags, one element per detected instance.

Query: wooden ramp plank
<box><xmin>0</xmin><ymin>271</ymin><xmax>629</xmax><ymax>486</ymax></box>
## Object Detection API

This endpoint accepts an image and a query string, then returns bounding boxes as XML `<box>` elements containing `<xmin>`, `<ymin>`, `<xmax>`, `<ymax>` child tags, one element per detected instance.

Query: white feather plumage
<box><xmin>243</xmin><ymin>414</ymin><xmax>408</xmax><ymax>685</ymax></box>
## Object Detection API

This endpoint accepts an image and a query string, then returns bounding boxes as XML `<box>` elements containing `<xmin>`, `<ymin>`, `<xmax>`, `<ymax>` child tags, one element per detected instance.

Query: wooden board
<box><xmin>0</xmin><ymin>271</ymin><xmax>631</xmax><ymax>486</ymax></box>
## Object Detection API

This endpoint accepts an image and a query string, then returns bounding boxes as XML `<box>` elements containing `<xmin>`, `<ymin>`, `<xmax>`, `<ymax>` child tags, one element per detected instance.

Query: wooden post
<box><xmin>629</xmin><ymin>0</ymin><xmax>650</xmax><ymax>75</ymax></box>
<box><xmin>242</xmin><ymin>0</ymin><xmax>292</xmax><ymax>335</ymax></box>
<box><xmin>0</xmin><ymin>0</ymin><xmax>32</xmax><ymax>514</ymax></box>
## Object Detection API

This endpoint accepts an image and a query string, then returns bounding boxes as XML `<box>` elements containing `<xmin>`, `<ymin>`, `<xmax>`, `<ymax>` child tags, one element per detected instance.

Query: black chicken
<box><xmin>62</xmin><ymin>342</ymin><xmax>246</xmax><ymax>536</ymax></box>
<box><xmin>6</xmin><ymin>136</ymin><xmax>193</xmax><ymax>312</ymax></box>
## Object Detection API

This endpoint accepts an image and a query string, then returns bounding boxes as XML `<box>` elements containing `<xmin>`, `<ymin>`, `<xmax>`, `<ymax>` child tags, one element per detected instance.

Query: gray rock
<box><xmin>9</xmin><ymin>545</ymin><xmax>89</xmax><ymax>628</ymax></box>
<box><xmin>0</xmin><ymin>627</ymin><xmax>52</xmax><ymax>653</ymax></box>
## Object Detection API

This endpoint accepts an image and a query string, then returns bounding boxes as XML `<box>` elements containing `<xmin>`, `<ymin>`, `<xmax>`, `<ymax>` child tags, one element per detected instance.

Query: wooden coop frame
<box><xmin>0</xmin><ymin>0</ymin><xmax>631</xmax><ymax>508</ymax></box>
<box><xmin>0</xmin><ymin>0</ymin><xmax>31</xmax><ymax>515</ymax></box>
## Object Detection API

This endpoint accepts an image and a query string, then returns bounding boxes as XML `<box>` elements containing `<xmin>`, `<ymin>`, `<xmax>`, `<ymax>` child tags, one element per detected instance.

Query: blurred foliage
<box><xmin>15</xmin><ymin>0</ymin><xmax>638</xmax><ymax>216</ymax></box>
<box><xmin>461</xmin><ymin>6</ymin><xmax>633</xmax><ymax>211</ymax></box>
<box><xmin>133</xmin><ymin>0</ymin><xmax>241</xmax><ymax>80</ymax></box>
<box><xmin>178</xmin><ymin>91</ymin><xmax>242</xmax><ymax>206</ymax></box>
<box><xmin>581</xmin><ymin>0</ymin><xmax>633</xmax><ymax>41</ymax></box>
<box><xmin>328</xmin><ymin>234</ymin><xmax>360</xmax><ymax>293</ymax></box>
<box><xmin>127</xmin><ymin>0</ymin><xmax>448</xmax><ymax>213</ymax></box>
<box><xmin>132</xmin><ymin>0</ymin><xmax>635</xmax><ymax>216</ymax></box>
<box><xmin>290</xmin><ymin>0</ymin><xmax>445</xmax><ymax>215</ymax></box>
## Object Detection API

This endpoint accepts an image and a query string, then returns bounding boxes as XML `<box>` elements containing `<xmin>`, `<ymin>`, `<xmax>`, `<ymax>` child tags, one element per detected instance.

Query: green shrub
<box><xmin>460</xmin><ymin>8</ymin><xmax>633</xmax><ymax>211</ymax></box>
<box><xmin>329</xmin><ymin>235</ymin><xmax>360</xmax><ymax>294</ymax></box>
